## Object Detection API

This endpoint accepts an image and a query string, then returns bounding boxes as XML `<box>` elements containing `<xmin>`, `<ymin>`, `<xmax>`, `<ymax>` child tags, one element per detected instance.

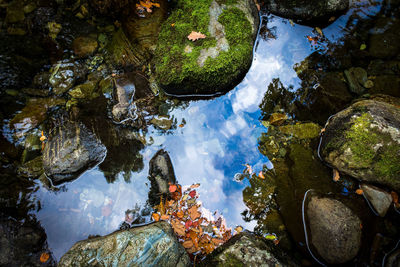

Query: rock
<box><xmin>306</xmin><ymin>196</ymin><xmax>362</xmax><ymax>264</ymax></box>
<box><xmin>42</xmin><ymin>122</ymin><xmax>107</xmax><ymax>185</ymax></box>
<box><xmin>154</xmin><ymin>0</ymin><xmax>259</xmax><ymax>95</ymax></box>
<box><xmin>69</xmin><ymin>81</ymin><xmax>98</xmax><ymax>99</ymax></box>
<box><xmin>58</xmin><ymin>221</ymin><xmax>190</xmax><ymax>267</ymax></box>
<box><xmin>262</xmin><ymin>0</ymin><xmax>349</xmax><ymax>24</ymax></box>
<box><xmin>150</xmin><ymin>115</ymin><xmax>173</xmax><ymax>130</ymax></box>
<box><xmin>72</xmin><ymin>36</ymin><xmax>98</xmax><ymax>58</ymax></box>
<box><xmin>5</xmin><ymin>1</ymin><xmax>25</xmax><ymax>23</ymax></box>
<box><xmin>17</xmin><ymin>156</ymin><xmax>43</xmax><ymax>178</ymax></box>
<box><xmin>9</xmin><ymin>97</ymin><xmax>66</xmax><ymax>136</ymax></box>
<box><xmin>369</xmin><ymin>18</ymin><xmax>400</xmax><ymax>59</ymax></box>
<box><xmin>49</xmin><ymin>59</ymin><xmax>87</xmax><ymax>95</ymax></box>
<box><xmin>369</xmin><ymin>75</ymin><xmax>400</xmax><ymax>97</ymax></box>
<box><xmin>105</xmin><ymin>28</ymin><xmax>148</xmax><ymax>68</ymax></box>
<box><xmin>360</xmin><ymin>183</ymin><xmax>392</xmax><ymax>217</ymax></box>
<box><xmin>319</xmin><ymin>99</ymin><xmax>400</xmax><ymax>191</ymax></box>
<box><xmin>21</xmin><ymin>133</ymin><xmax>41</xmax><ymax>163</ymax></box>
<box><xmin>0</xmin><ymin>214</ymin><xmax>55</xmax><ymax>267</ymax></box>
<box><xmin>148</xmin><ymin>149</ymin><xmax>177</xmax><ymax>206</ymax></box>
<box><xmin>278</xmin><ymin>122</ymin><xmax>321</xmax><ymax>139</ymax></box>
<box><xmin>344</xmin><ymin>67</ymin><xmax>368</xmax><ymax>95</ymax></box>
<box><xmin>385</xmin><ymin>248</ymin><xmax>400</xmax><ymax>267</ymax></box>
<box><xmin>200</xmin><ymin>232</ymin><xmax>299</xmax><ymax>266</ymax></box>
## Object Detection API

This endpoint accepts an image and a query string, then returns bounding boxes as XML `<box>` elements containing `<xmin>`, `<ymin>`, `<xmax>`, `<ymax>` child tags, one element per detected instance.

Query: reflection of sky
<box><xmin>31</xmin><ymin>2</ymin><xmax>384</xmax><ymax>261</ymax></box>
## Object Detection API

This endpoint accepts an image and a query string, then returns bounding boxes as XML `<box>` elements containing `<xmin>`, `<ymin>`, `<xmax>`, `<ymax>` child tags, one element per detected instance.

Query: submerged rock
<box><xmin>148</xmin><ymin>149</ymin><xmax>177</xmax><ymax>206</ymax></box>
<box><xmin>319</xmin><ymin>99</ymin><xmax>400</xmax><ymax>191</ymax></box>
<box><xmin>58</xmin><ymin>221</ymin><xmax>190</xmax><ymax>267</ymax></box>
<box><xmin>306</xmin><ymin>195</ymin><xmax>362</xmax><ymax>264</ymax></box>
<box><xmin>262</xmin><ymin>0</ymin><xmax>349</xmax><ymax>24</ymax></box>
<box><xmin>49</xmin><ymin>59</ymin><xmax>87</xmax><ymax>95</ymax></box>
<box><xmin>200</xmin><ymin>232</ymin><xmax>299</xmax><ymax>266</ymax></box>
<box><xmin>344</xmin><ymin>67</ymin><xmax>368</xmax><ymax>95</ymax></box>
<box><xmin>42</xmin><ymin>122</ymin><xmax>107</xmax><ymax>185</ymax></box>
<box><xmin>154</xmin><ymin>0</ymin><xmax>259</xmax><ymax>95</ymax></box>
<box><xmin>72</xmin><ymin>36</ymin><xmax>98</xmax><ymax>58</ymax></box>
<box><xmin>360</xmin><ymin>183</ymin><xmax>393</xmax><ymax>217</ymax></box>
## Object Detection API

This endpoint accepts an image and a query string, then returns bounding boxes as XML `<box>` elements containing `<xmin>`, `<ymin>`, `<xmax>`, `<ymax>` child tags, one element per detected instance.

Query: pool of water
<box><xmin>1</xmin><ymin>0</ymin><xmax>397</xmax><ymax>263</ymax></box>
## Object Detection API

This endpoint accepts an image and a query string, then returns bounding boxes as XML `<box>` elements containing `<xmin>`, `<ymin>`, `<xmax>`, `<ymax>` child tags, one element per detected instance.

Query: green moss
<box><xmin>217</xmin><ymin>252</ymin><xmax>245</xmax><ymax>267</ymax></box>
<box><xmin>154</xmin><ymin>0</ymin><xmax>253</xmax><ymax>94</ymax></box>
<box><xmin>345</xmin><ymin>113</ymin><xmax>378</xmax><ymax>168</ymax></box>
<box><xmin>278</xmin><ymin>122</ymin><xmax>321</xmax><ymax>139</ymax></box>
<box><xmin>377</xmin><ymin>144</ymin><xmax>400</xmax><ymax>179</ymax></box>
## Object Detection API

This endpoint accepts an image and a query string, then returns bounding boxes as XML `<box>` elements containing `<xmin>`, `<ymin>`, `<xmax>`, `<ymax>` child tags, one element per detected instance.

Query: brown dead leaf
<box><xmin>176</xmin><ymin>210</ymin><xmax>184</xmax><ymax>219</ymax></box>
<box><xmin>187</xmin><ymin>31</ymin><xmax>206</xmax><ymax>41</ymax></box>
<box><xmin>171</xmin><ymin>219</ymin><xmax>186</xmax><ymax>236</ymax></box>
<box><xmin>182</xmin><ymin>239</ymin><xmax>194</xmax><ymax>249</ymax></box>
<box><xmin>188</xmin><ymin>205</ymin><xmax>201</xmax><ymax>220</ymax></box>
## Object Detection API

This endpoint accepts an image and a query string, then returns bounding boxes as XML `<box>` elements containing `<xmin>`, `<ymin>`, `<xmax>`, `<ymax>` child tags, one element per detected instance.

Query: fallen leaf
<box><xmin>188</xmin><ymin>205</ymin><xmax>201</xmax><ymax>220</ymax></box>
<box><xmin>360</xmin><ymin>44</ymin><xmax>367</xmax><ymax>50</ymax></box>
<box><xmin>273</xmin><ymin>239</ymin><xmax>280</xmax><ymax>245</ymax></box>
<box><xmin>320</xmin><ymin>128</ymin><xmax>326</xmax><ymax>135</ymax></box>
<box><xmin>265</xmin><ymin>233</ymin><xmax>277</xmax><ymax>240</ymax></box>
<box><xmin>152</xmin><ymin>213</ymin><xmax>160</xmax><ymax>221</ymax></box>
<box><xmin>212</xmin><ymin>238</ymin><xmax>224</xmax><ymax>246</ymax></box>
<box><xmin>40</xmin><ymin>131</ymin><xmax>46</xmax><ymax>142</ymax></box>
<box><xmin>136</xmin><ymin>0</ymin><xmax>160</xmax><ymax>13</ymax></box>
<box><xmin>169</xmin><ymin>184</ymin><xmax>177</xmax><ymax>193</ymax></box>
<box><xmin>258</xmin><ymin>171</ymin><xmax>265</xmax><ymax>179</ymax></box>
<box><xmin>332</xmin><ymin>169</ymin><xmax>340</xmax><ymax>182</ymax></box>
<box><xmin>289</xmin><ymin>19</ymin><xmax>294</xmax><ymax>27</ymax></box>
<box><xmin>182</xmin><ymin>239</ymin><xmax>194</xmax><ymax>249</ymax></box>
<box><xmin>328</xmin><ymin>16</ymin><xmax>336</xmax><ymax>22</ymax></box>
<box><xmin>171</xmin><ymin>219</ymin><xmax>186</xmax><ymax>236</ymax></box>
<box><xmin>315</xmin><ymin>27</ymin><xmax>323</xmax><ymax>36</ymax></box>
<box><xmin>356</xmin><ymin>189</ymin><xmax>363</xmax><ymax>195</ymax></box>
<box><xmin>161</xmin><ymin>214</ymin><xmax>170</xmax><ymax>220</ymax></box>
<box><xmin>176</xmin><ymin>210</ymin><xmax>184</xmax><ymax>219</ymax></box>
<box><xmin>189</xmin><ymin>190</ymin><xmax>196</xmax><ymax>198</ymax></box>
<box><xmin>185</xmin><ymin>220</ymin><xmax>193</xmax><ymax>229</ymax></box>
<box><xmin>40</xmin><ymin>252</ymin><xmax>50</xmax><ymax>263</ymax></box>
<box><xmin>235</xmin><ymin>226</ymin><xmax>243</xmax><ymax>233</ymax></box>
<box><xmin>190</xmin><ymin>183</ymin><xmax>200</xmax><ymax>189</ymax></box>
<box><xmin>171</xmin><ymin>23</ymin><xmax>175</xmax><ymax>27</ymax></box>
<box><xmin>187</xmin><ymin>31</ymin><xmax>206</xmax><ymax>41</ymax></box>
<box><xmin>245</xmin><ymin>164</ymin><xmax>253</xmax><ymax>174</ymax></box>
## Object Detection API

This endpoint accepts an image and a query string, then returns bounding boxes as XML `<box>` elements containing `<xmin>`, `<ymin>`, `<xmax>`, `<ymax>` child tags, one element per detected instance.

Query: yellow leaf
<box><xmin>234</xmin><ymin>226</ymin><xmax>243</xmax><ymax>233</ymax></box>
<box><xmin>315</xmin><ymin>27</ymin><xmax>323</xmax><ymax>37</ymax></box>
<box><xmin>258</xmin><ymin>171</ymin><xmax>265</xmax><ymax>179</ymax></box>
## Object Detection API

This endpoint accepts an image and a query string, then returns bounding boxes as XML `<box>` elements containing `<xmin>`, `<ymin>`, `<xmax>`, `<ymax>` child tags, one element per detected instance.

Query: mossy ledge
<box><xmin>153</xmin><ymin>0</ymin><xmax>259</xmax><ymax>96</ymax></box>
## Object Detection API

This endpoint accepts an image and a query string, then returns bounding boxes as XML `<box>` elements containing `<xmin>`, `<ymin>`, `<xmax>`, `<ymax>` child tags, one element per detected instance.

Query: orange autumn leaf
<box><xmin>40</xmin><ymin>131</ymin><xmax>46</xmax><ymax>142</ymax></box>
<box><xmin>176</xmin><ymin>210</ymin><xmax>184</xmax><ymax>219</ymax></box>
<box><xmin>188</xmin><ymin>205</ymin><xmax>201</xmax><ymax>220</ymax></box>
<box><xmin>356</xmin><ymin>189</ymin><xmax>363</xmax><ymax>195</ymax></box>
<box><xmin>171</xmin><ymin>219</ymin><xmax>186</xmax><ymax>236</ymax></box>
<box><xmin>182</xmin><ymin>239</ymin><xmax>194</xmax><ymax>249</ymax></box>
<box><xmin>245</xmin><ymin>164</ymin><xmax>253</xmax><ymax>174</ymax></box>
<box><xmin>187</xmin><ymin>31</ymin><xmax>206</xmax><ymax>41</ymax></box>
<box><xmin>136</xmin><ymin>0</ymin><xmax>160</xmax><ymax>13</ymax></box>
<box><xmin>212</xmin><ymin>238</ymin><xmax>225</xmax><ymax>246</ymax></box>
<box><xmin>258</xmin><ymin>171</ymin><xmax>265</xmax><ymax>179</ymax></box>
<box><xmin>190</xmin><ymin>183</ymin><xmax>200</xmax><ymax>189</ymax></box>
<box><xmin>152</xmin><ymin>213</ymin><xmax>160</xmax><ymax>221</ymax></box>
<box><xmin>161</xmin><ymin>214</ymin><xmax>170</xmax><ymax>220</ymax></box>
<box><xmin>332</xmin><ymin>169</ymin><xmax>340</xmax><ymax>182</ymax></box>
<box><xmin>391</xmin><ymin>191</ymin><xmax>398</xmax><ymax>203</ymax></box>
<box><xmin>273</xmin><ymin>239</ymin><xmax>280</xmax><ymax>245</ymax></box>
<box><xmin>169</xmin><ymin>184</ymin><xmax>177</xmax><ymax>193</ymax></box>
<box><xmin>40</xmin><ymin>252</ymin><xmax>50</xmax><ymax>263</ymax></box>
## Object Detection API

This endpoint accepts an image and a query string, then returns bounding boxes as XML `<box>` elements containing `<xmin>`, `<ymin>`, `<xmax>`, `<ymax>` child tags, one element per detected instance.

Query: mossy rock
<box><xmin>153</xmin><ymin>0</ymin><xmax>259</xmax><ymax>96</ymax></box>
<box><xmin>320</xmin><ymin>99</ymin><xmax>400</xmax><ymax>191</ymax></box>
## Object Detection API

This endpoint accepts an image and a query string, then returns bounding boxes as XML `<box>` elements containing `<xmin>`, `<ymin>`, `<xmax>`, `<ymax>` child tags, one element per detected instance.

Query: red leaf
<box><xmin>189</xmin><ymin>190</ymin><xmax>196</xmax><ymax>198</ymax></box>
<box><xmin>169</xmin><ymin>184</ymin><xmax>177</xmax><ymax>193</ymax></box>
<box><xmin>185</xmin><ymin>220</ymin><xmax>193</xmax><ymax>229</ymax></box>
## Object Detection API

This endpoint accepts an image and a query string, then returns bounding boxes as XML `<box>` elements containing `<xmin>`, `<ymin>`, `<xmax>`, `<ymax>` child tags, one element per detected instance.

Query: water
<box><xmin>1</xmin><ymin>0</ymin><xmax>397</xmax><ymax>263</ymax></box>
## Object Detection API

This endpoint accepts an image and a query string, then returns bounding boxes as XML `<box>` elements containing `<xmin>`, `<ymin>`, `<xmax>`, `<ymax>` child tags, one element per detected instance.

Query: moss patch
<box><xmin>153</xmin><ymin>0</ymin><xmax>254</xmax><ymax>94</ymax></box>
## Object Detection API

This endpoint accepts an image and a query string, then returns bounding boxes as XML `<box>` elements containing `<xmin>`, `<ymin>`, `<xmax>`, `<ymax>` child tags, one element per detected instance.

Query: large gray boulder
<box><xmin>43</xmin><ymin>122</ymin><xmax>107</xmax><ymax>185</ymax></box>
<box><xmin>200</xmin><ymin>232</ymin><xmax>299</xmax><ymax>266</ymax></box>
<box><xmin>319</xmin><ymin>99</ymin><xmax>400</xmax><ymax>191</ymax></box>
<box><xmin>306</xmin><ymin>196</ymin><xmax>362</xmax><ymax>264</ymax></box>
<box><xmin>58</xmin><ymin>221</ymin><xmax>190</xmax><ymax>267</ymax></box>
<box><xmin>360</xmin><ymin>183</ymin><xmax>393</xmax><ymax>217</ymax></box>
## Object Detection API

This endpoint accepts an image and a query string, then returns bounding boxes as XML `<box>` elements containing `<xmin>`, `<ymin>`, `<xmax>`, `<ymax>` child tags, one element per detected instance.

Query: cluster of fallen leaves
<box><xmin>152</xmin><ymin>183</ymin><xmax>237</xmax><ymax>260</ymax></box>
<box><xmin>136</xmin><ymin>0</ymin><xmax>160</xmax><ymax>14</ymax></box>
<box><xmin>187</xmin><ymin>31</ymin><xmax>206</xmax><ymax>42</ymax></box>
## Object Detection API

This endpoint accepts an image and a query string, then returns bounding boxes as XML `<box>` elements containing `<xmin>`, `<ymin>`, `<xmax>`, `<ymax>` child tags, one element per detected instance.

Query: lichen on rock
<box><xmin>153</xmin><ymin>0</ymin><xmax>258</xmax><ymax>96</ymax></box>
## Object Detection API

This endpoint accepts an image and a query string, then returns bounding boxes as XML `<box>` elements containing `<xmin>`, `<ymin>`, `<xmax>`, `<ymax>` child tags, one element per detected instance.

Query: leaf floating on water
<box><xmin>171</xmin><ymin>219</ymin><xmax>186</xmax><ymax>236</ymax></box>
<box><xmin>360</xmin><ymin>44</ymin><xmax>367</xmax><ymax>50</ymax></box>
<box><xmin>328</xmin><ymin>16</ymin><xmax>336</xmax><ymax>22</ymax></box>
<box><xmin>169</xmin><ymin>184</ymin><xmax>177</xmax><ymax>193</ymax></box>
<box><xmin>189</xmin><ymin>190</ymin><xmax>196</xmax><ymax>198</ymax></box>
<box><xmin>258</xmin><ymin>171</ymin><xmax>265</xmax><ymax>179</ymax></box>
<box><xmin>234</xmin><ymin>226</ymin><xmax>243</xmax><ymax>233</ymax></box>
<box><xmin>264</xmin><ymin>233</ymin><xmax>278</xmax><ymax>240</ymax></box>
<box><xmin>332</xmin><ymin>169</ymin><xmax>340</xmax><ymax>182</ymax></box>
<box><xmin>183</xmin><ymin>239</ymin><xmax>194</xmax><ymax>249</ymax></box>
<box><xmin>245</xmin><ymin>164</ymin><xmax>253</xmax><ymax>174</ymax></box>
<box><xmin>355</xmin><ymin>189</ymin><xmax>363</xmax><ymax>195</ymax></box>
<box><xmin>136</xmin><ymin>0</ymin><xmax>160</xmax><ymax>13</ymax></box>
<box><xmin>289</xmin><ymin>19</ymin><xmax>295</xmax><ymax>27</ymax></box>
<box><xmin>187</xmin><ymin>31</ymin><xmax>206</xmax><ymax>41</ymax></box>
<box><xmin>161</xmin><ymin>214</ymin><xmax>170</xmax><ymax>220</ymax></box>
<box><xmin>188</xmin><ymin>205</ymin><xmax>201</xmax><ymax>220</ymax></box>
<box><xmin>190</xmin><ymin>183</ymin><xmax>200</xmax><ymax>189</ymax></box>
<box><xmin>315</xmin><ymin>27</ymin><xmax>323</xmax><ymax>37</ymax></box>
<box><xmin>40</xmin><ymin>131</ymin><xmax>46</xmax><ymax>142</ymax></box>
<box><xmin>40</xmin><ymin>252</ymin><xmax>50</xmax><ymax>263</ymax></box>
<box><xmin>152</xmin><ymin>213</ymin><xmax>160</xmax><ymax>221</ymax></box>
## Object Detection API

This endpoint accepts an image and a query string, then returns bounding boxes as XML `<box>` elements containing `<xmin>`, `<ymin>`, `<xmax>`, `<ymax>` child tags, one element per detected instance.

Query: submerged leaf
<box><xmin>355</xmin><ymin>189</ymin><xmax>363</xmax><ymax>195</ymax></box>
<box><xmin>40</xmin><ymin>252</ymin><xmax>50</xmax><ymax>263</ymax></box>
<box><xmin>332</xmin><ymin>169</ymin><xmax>340</xmax><ymax>182</ymax></box>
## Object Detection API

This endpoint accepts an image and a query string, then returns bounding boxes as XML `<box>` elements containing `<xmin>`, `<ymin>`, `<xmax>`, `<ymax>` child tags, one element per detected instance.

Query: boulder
<box><xmin>306</xmin><ymin>196</ymin><xmax>362</xmax><ymax>264</ymax></box>
<box><xmin>49</xmin><ymin>59</ymin><xmax>87</xmax><ymax>95</ymax></box>
<box><xmin>58</xmin><ymin>221</ymin><xmax>190</xmax><ymax>267</ymax></box>
<box><xmin>148</xmin><ymin>149</ymin><xmax>177</xmax><ymax>206</ymax></box>
<box><xmin>72</xmin><ymin>36</ymin><xmax>98</xmax><ymax>58</ymax></box>
<box><xmin>42</xmin><ymin>122</ymin><xmax>107</xmax><ymax>185</ymax></box>
<box><xmin>319</xmin><ymin>99</ymin><xmax>400</xmax><ymax>191</ymax></box>
<box><xmin>153</xmin><ymin>0</ymin><xmax>259</xmax><ymax>96</ymax></box>
<box><xmin>262</xmin><ymin>0</ymin><xmax>349</xmax><ymax>24</ymax></box>
<box><xmin>200</xmin><ymin>232</ymin><xmax>299</xmax><ymax>266</ymax></box>
<box><xmin>360</xmin><ymin>183</ymin><xmax>392</xmax><ymax>217</ymax></box>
